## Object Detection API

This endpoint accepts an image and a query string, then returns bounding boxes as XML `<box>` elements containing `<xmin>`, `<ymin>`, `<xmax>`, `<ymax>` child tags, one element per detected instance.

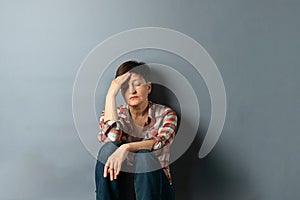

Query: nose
<box><xmin>128</xmin><ymin>84</ymin><xmax>136</xmax><ymax>93</ymax></box>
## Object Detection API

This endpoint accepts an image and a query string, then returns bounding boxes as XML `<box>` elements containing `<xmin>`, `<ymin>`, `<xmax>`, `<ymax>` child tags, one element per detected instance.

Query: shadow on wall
<box><xmin>150</xmin><ymin>83</ymin><xmax>259</xmax><ymax>200</ymax></box>
<box><xmin>171</xmin><ymin>127</ymin><xmax>260</xmax><ymax>199</ymax></box>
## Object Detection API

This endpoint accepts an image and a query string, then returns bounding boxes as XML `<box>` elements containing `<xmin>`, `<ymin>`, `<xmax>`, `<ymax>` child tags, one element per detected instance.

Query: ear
<box><xmin>147</xmin><ymin>82</ymin><xmax>152</xmax><ymax>94</ymax></box>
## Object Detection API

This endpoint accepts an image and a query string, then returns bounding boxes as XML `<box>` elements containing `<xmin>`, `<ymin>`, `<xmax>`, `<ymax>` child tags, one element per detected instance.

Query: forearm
<box><xmin>104</xmin><ymin>94</ymin><xmax>118</xmax><ymax>121</ymax></box>
<box><xmin>121</xmin><ymin>139</ymin><xmax>155</xmax><ymax>152</ymax></box>
<box><xmin>103</xmin><ymin>72</ymin><xmax>131</xmax><ymax>122</ymax></box>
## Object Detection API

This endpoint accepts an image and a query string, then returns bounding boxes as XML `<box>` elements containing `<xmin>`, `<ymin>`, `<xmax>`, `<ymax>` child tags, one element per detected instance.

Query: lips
<box><xmin>130</xmin><ymin>96</ymin><xmax>138</xmax><ymax>99</ymax></box>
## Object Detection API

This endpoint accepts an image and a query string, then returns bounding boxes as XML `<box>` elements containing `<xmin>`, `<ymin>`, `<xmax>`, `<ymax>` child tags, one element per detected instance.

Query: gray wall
<box><xmin>1</xmin><ymin>0</ymin><xmax>299</xmax><ymax>199</ymax></box>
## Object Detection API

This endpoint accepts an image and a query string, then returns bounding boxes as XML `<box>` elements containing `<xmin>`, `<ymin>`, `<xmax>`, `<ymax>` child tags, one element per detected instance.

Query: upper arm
<box><xmin>152</xmin><ymin>108</ymin><xmax>178</xmax><ymax>150</ymax></box>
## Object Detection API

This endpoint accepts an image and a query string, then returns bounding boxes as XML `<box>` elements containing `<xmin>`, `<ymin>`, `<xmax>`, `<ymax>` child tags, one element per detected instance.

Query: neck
<box><xmin>129</xmin><ymin>100</ymin><xmax>149</xmax><ymax>119</ymax></box>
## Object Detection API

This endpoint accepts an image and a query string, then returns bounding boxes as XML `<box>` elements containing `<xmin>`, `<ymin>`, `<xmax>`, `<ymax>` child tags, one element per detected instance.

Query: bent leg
<box><xmin>133</xmin><ymin>149</ymin><xmax>174</xmax><ymax>200</ymax></box>
<box><xmin>95</xmin><ymin>142</ymin><xmax>121</xmax><ymax>200</ymax></box>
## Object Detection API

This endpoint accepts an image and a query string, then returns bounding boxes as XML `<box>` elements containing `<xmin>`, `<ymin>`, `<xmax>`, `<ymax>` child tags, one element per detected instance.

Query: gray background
<box><xmin>1</xmin><ymin>0</ymin><xmax>299</xmax><ymax>199</ymax></box>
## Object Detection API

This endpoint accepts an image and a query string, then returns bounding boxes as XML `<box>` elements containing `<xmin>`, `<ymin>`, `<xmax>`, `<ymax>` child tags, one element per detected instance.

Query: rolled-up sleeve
<box><xmin>152</xmin><ymin>109</ymin><xmax>177</xmax><ymax>151</ymax></box>
<box><xmin>98</xmin><ymin>111</ymin><xmax>123</xmax><ymax>143</ymax></box>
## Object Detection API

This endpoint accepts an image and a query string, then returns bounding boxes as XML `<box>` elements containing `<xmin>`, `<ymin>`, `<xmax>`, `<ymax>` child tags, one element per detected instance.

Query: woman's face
<box><xmin>121</xmin><ymin>73</ymin><xmax>151</xmax><ymax>107</ymax></box>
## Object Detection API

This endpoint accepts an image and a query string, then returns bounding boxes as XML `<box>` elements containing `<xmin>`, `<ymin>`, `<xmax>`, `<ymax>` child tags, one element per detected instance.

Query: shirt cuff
<box><xmin>101</xmin><ymin>120</ymin><xmax>123</xmax><ymax>142</ymax></box>
<box><xmin>150</xmin><ymin>137</ymin><xmax>162</xmax><ymax>151</ymax></box>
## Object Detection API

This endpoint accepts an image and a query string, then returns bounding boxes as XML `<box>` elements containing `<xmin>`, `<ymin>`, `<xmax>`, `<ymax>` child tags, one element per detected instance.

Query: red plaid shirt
<box><xmin>98</xmin><ymin>101</ymin><xmax>178</xmax><ymax>184</ymax></box>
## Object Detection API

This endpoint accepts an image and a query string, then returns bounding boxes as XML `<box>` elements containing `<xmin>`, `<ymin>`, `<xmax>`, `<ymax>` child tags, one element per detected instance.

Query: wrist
<box><xmin>120</xmin><ymin>143</ymin><xmax>130</xmax><ymax>151</ymax></box>
<box><xmin>106</xmin><ymin>93</ymin><xmax>117</xmax><ymax>99</ymax></box>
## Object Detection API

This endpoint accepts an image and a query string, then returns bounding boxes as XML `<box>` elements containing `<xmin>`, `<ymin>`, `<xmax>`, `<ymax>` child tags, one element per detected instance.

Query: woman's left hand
<box><xmin>103</xmin><ymin>144</ymin><xmax>129</xmax><ymax>181</ymax></box>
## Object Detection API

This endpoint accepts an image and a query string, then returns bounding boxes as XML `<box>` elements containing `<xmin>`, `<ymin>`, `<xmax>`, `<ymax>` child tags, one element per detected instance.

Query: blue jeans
<box><xmin>95</xmin><ymin>142</ymin><xmax>175</xmax><ymax>200</ymax></box>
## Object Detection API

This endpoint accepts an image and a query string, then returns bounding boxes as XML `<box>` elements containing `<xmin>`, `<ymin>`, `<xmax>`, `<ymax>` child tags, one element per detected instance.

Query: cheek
<box><xmin>140</xmin><ymin>89</ymin><xmax>149</xmax><ymax>97</ymax></box>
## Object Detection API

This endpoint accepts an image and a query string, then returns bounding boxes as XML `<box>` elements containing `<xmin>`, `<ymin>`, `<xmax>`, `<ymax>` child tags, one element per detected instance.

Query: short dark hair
<box><xmin>115</xmin><ymin>60</ymin><xmax>150</xmax><ymax>82</ymax></box>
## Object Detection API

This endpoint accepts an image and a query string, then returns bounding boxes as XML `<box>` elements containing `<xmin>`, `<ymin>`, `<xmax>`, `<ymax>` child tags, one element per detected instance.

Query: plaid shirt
<box><xmin>98</xmin><ymin>101</ymin><xmax>178</xmax><ymax>184</ymax></box>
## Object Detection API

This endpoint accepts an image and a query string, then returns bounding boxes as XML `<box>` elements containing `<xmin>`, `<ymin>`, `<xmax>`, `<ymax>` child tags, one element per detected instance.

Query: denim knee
<box><xmin>136</xmin><ymin>149</ymin><xmax>151</xmax><ymax>153</ymax></box>
<box><xmin>134</xmin><ymin>149</ymin><xmax>161</xmax><ymax>173</ymax></box>
<box><xmin>97</xmin><ymin>141</ymin><xmax>121</xmax><ymax>164</ymax></box>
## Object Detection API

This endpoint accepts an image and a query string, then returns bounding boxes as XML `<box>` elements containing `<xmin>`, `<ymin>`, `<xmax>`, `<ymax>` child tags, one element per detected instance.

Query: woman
<box><xmin>95</xmin><ymin>61</ymin><xmax>178</xmax><ymax>200</ymax></box>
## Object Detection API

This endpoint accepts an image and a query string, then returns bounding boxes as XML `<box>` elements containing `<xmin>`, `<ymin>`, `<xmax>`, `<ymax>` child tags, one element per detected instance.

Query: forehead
<box><xmin>128</xmin><ymin>73</ymin><xmax>145</xmax><ymax>82</ymax></box>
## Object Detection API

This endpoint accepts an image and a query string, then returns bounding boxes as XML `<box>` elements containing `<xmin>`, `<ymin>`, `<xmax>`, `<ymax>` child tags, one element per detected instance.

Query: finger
<box><xmin>121</xmin><ymin>72</ymin><xmax>131</xmax><ymax>80</ymax></box>
<box><xmin>116</xmin><ymin>163</ymin><xmax>121</xmax><ymax>178</ymax></box>
<box><xmin>113</xmin><ymin>161</ymin><xmax>118</xmax><ymax>179</ymax></box>
<box><xmin>110</xmin><ymin>168</ymin><xmax>114</xmax><ymax>181</ymax></box>
<box><xmin>114</xmin><ymin>162</ymin><xmax>119</xmax><ymax>179</ymax></box>
<box><xmin>103</xmin><ymin>165</ymin><xmax>109</xmax><ymax>178</ymax></box>
<box><xmin>104</xmin><ymin>166</ymin><xmax>107</xmax><ymax>178</ymax></box>
<box><xmin>114</xmin><ymin>168</ymin><xmax>118</xmax><ymax>180</ymax></box>
<box><xmin>124</xmin><ymin>71</ymin><xmax>131</xmax><ymax>76</ymax></box>
<box><xmin>118</xmin><ymin>71</ymin><xmax>131</xmax><ymax>79</ymax></box>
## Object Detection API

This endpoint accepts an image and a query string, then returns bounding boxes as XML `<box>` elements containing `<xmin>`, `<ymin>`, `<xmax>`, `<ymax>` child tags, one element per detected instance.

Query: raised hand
<box><xmin>107</xmin><ymin>72</ymin><xmax>131</xmax><ymax>97</ymax></box>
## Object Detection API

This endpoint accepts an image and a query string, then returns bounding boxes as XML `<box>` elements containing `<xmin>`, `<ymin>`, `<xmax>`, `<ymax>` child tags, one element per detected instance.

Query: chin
<box><xmin>128</xmin><ymin>99</ymin><xmax>142</xmax><ymax>107</ymax></box>
<box><xmin>128</xmin><ymin>102</ymin><xmax>140</xmax><ymax>107</ymax></box>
